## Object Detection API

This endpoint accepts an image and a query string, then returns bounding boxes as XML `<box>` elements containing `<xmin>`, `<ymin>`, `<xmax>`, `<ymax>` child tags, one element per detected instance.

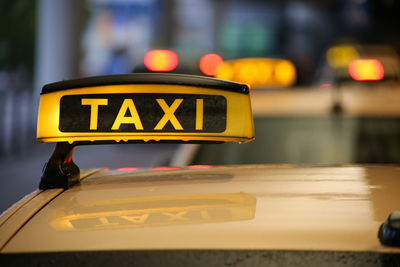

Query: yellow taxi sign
<box><xmin>215</xmin><ymin>58</ymin><xmax>296</xmax><ymax>88</ymax></box>
<box><xmin>37</xmin><ymin>74</ymin><xmax>254</xmax><ymax>144</ymax></box>
<box><xmin>326</xmin><ymin>45</ymin><xmax>360</xmax><ymax>69</ymax></box>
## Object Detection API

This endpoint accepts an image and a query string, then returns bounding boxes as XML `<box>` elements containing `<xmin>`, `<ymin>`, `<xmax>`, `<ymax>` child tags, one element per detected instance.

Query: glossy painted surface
<box><xmin>0</xmin><ymin>190</ymin><xmax>40</xmax><ymax>227</ymax></box>
<box><xmin>2</xmin><ymin>165</ymin><xmax>400</xmax><ymax>253</ymax></box>
<box><xmin>0</xmin><ymin>189</ymin><xmax>63</xmax><ymax>249</ymax></box>
<box><xmin>0</xmin><ymin>169</ymin><xmax>101</xmax><ymax>250</ymax></box>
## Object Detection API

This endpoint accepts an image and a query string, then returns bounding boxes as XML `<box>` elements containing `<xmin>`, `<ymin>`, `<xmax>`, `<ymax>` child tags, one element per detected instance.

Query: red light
<box><xmin>116</xmin><ymin>167</ymin><xmax>138</xmax><ymax>172</ymax></box>
<box><xmin>320</xmin><ymin>83</ymin><xmax>332</xmax><ymax>87</ymax></box>
<box><xmin>144</xmin><ymin>50</ymin><xmax>178</xmax><ymax>72</ymax></box>
<box><xmin>348</xmin><ymin>59</ymin><xmax>384</xmax><ymax>81</ymax></box>
<box><xmin>186</xmin><ymin>165</ymin><xmax>213</xmax><ymax>169</ymax></box>
<box><xmin>200</xmin><ymin>54</ymin><xmax>223</xmax><ymax>76</ymax></box>
<box><xmin>103</xmin><ymin>168</ymin><xmax>110</xmax><ymax>171</ymax></box>
<box><xmin>151</xmin><ymin>167</ymin><xmax>179</xmax><ymax>171</ymax></box>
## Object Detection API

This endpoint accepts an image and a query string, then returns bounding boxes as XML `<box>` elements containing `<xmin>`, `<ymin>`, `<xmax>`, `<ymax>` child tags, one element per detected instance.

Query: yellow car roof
<box><xmin>1</xmin><ymin>165</ymin><xmax>400</xmax><ymax>253</ymax></box>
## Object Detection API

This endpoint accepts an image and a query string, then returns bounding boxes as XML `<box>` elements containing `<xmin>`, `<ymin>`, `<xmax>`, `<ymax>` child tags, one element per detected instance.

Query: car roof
<box><xmin>1</xmin><ymin>164</ymin><xmax>400</xmax><ymax>253</ymax></box>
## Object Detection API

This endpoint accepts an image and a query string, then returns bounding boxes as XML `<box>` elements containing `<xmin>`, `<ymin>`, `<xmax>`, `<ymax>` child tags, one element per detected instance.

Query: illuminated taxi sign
<box><xmin>326</xmin><ymin>45</ymin><xmax>360</xmax><ymax>69</ymax></box>
<box><xmin>37</xmin><ymin>74</ymin><xmax>254</xmax><ymax>144</ymax></box>
<box><xmin>37</xmin><ymin>74</ymin><xmax>254</xmax><ymax>190</ymax></box>
<box><xmin>214</xmin><ymin>58</ymin><xmax>296</xmax><ymax>88</ymax></box>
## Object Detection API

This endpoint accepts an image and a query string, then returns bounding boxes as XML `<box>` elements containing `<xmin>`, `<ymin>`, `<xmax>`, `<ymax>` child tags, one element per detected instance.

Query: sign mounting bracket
<box><xmin>39</xmin><ymin>142</ymin><xmax>79</xmax><ymax>189</ymax></box>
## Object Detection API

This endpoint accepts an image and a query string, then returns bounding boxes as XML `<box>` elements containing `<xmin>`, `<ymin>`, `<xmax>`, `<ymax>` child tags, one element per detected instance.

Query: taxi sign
<box><xmin>38</xmin><ymin>74</ymin><xmax>254</xmax><ymax>143</ymax></box>
<box><xmin>37</xmin><ymin>74</ymin><xmax>254</xmax><ymax>189</ymax></box>
<box><xmin>215</xmin><ymin>58</ymin><xmax>296</xmax><ymax>88</ymax></box>
<box><xmin>326</xmin><ymin>45</ymin><xmax>360</xmax><ymax>69</ymax></box>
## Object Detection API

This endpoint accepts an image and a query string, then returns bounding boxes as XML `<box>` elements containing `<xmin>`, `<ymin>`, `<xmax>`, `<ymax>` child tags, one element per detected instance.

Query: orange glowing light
<box><xmin>274</xmin><ymin>60</ymin><xmax>296</xmax><ymax>86</ymax></box>
<box><xmin>200</xmin><ymin>54</ymin><xmax>224</xmax><ymax>76</ymax></box>
<box><xmin>144</xmin><ymin>50</ymin><xmax>178</xmax><ymax>72</ymax></box>
<box><xmin>186</xmin><ymin>165</ymin><xmax>213</xmax><ymax>169</ymax></box>
<box><xmin>215</xmin><ymin>58</ymin><xmax>296</xmax><ymax>88</ymax></box>
<box><xmin>348</xmin><ymin>59</ymin><xmax>384</xmax><ymax>81</ymax></box>
<box><xmin>151</xmin><ymin>167</ymin><xmax>180</xmax><ymax>171</ymax></box>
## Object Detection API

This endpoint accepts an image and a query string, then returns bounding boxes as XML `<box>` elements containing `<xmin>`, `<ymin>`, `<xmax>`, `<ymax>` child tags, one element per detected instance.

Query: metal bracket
<box><xmin>39</xmin><ymin>142</ymin><xmax>80</xmax><ymax>190</ymax></box>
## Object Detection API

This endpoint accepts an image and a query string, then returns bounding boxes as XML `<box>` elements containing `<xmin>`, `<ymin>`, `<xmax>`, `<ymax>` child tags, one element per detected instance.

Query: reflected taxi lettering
<box><xmin>49</xmin><ymin>193</ymin><xmax>257</xmax><ymax>231</ymax></box>
<box><xmin>94</xmin><ymin>211</ymin><xmax>190</xmax><ymax>228</ymax></box>
<box><xmin>54</xmin><ymin>208</ymin><xmax>237</xmax><ymax>231</ymax></box>
<box><xmin>59</xmin><ymin>93</ymin><xmax>226</xmax><ymax>133</ymax></box>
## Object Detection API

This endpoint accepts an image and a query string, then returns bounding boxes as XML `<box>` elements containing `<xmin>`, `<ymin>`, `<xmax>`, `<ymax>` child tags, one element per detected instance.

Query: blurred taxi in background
<box><xmin>137</xmin><ymin>51</ymin><xmax>298</xmax><ymax>89</ymax></box>
<box><xmin>318</xmin><ymin>44</ymin><xmax>400</xmax><ymax>86</ymax></box>
<box><xmin>214</xmin><ymin>57</ymin><xmax>297</xmax><ymax>89</ymax></box>
<box><xmin>180</xmin><ymin>43</ymin><xmax>400</xmax><ymax>167</ymax></box>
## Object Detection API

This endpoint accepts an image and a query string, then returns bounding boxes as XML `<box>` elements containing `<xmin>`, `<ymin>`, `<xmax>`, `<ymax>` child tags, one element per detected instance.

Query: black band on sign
<box><xmin>59</xmin><ymin>93</ymin><xmax>227</xmax><ymax>133</ymax></box>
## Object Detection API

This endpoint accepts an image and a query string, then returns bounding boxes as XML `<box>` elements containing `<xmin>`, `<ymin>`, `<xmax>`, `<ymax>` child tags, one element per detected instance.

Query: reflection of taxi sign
<box><xmin>50</xmin><ymin>192</ymin><xmax>256</xmax><ymax>231</ymax></box>
<box><xmin>214</xmin><ymin>58</ymin><xmax>296</xmax><ymax>88</ymax></box>
<box><xmin>37</xmin><ymin>74</ymin><xmax>254</xmax><ymax>189</ymax></box>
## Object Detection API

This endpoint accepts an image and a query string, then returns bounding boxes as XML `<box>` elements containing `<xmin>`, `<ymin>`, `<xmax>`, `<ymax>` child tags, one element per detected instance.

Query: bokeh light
<box><xmin>326</xmin><ymin>45</ymin><xmax>360</xmax><ymax>69</ymax></box>
<box><xmin>215</xmin><ymin>58</ymin><xmax>296</xmax><ymax>88</ymax></box>
<box><xmin>200</xmin><ymin>53</ymin><xmax>224</xmax><ymax>76</ymax></box>
<box><xmin>274</xmin><ymin>60</ymin><xmax>297</xmax><ymax>86</ymax></box>
<box><xmin>348</xmin><ymin>59</ymin><xmax>384</xmax><ymax>81</ymax></box>
<box><xmin>144</xmin><ymin>50</ymin><xmax>178</xmax><ymax>72</ymax></box>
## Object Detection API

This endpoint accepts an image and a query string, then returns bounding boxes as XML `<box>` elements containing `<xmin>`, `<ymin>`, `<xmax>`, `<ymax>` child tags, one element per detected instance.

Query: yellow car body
<box><xmin>1</xmin><ymin>165</ymin><xmax>400</xmax><ymax>253</ymax></box>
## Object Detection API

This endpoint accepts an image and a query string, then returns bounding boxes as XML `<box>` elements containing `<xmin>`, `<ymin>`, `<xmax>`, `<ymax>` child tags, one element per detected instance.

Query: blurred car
<box><xmin>317</xmin><ymin>44</ymin><xmax>400</xmax><ymax>87</ymax></box>
<box><xmin>0</xmin><ymin>74</ymin><xmax>399</xmax><ymax>266</ymax></box>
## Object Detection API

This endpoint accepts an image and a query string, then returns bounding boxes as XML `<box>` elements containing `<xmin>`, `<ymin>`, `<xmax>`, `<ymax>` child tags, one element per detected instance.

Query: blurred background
<box><xmin>1</xmin><ymin>0</ymin><xmax>400</xmax><ymax>212</ymax></box>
